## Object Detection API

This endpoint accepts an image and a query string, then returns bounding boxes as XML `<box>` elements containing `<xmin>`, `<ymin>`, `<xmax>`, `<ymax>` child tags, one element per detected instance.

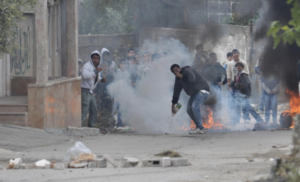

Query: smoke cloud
<box><xmin>254</xmin><ymin>0</ymin><xmax>300</xmax><ymax>93</ymax></box>
<box><xmin>108</xmin><ymin>38</ymin><xmax>193</xmax><ymax>134</ymax></box>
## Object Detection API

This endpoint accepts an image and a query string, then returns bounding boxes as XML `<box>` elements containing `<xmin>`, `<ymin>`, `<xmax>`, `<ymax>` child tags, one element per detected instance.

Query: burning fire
<box><xmin>282</xmin><ymin>89</ymin><xmax>300</xmax><ymax>128</ymax></box>
<box><xmin>179</xmin><ymin>108</ymin><xmax>225</xmax><ymax>131</ymax></box>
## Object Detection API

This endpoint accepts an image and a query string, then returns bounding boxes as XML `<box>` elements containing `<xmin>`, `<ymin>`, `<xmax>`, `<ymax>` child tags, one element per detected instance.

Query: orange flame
<box><xmin>203</xmin><ymin>108</ymin><xmax>226</xmax><ymax>130</ymax></box>
<box><xmin>179</xmin><ymin>108</ymin><xmax>225</xmax><ymax>131</ymax></box>
<box><xmin>283</xmin><ymin>89</ymin><xmax>300</xmax><ymax>128</ymax></box>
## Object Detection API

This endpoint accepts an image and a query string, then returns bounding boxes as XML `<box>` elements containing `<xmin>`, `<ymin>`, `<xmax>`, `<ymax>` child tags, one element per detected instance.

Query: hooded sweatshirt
<box><xmin>81</xmin><ymin>50</ymin><xmax>102</xmax><ymax>93</ymax></box>
<box><xmin>100</xmin><ymin>48</ymin><xmax>117</xmax><ymax>74</ymax></box>
<box><xmin>172</xmin><ymin>66</ymin><xmax>209</xmax><ymax>104</ymax></box>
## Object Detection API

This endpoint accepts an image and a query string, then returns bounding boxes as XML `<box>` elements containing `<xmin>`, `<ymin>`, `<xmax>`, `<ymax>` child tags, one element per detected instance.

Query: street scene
<box><xmin>0</xmin><ymin>0</ymin><xmax>300</xmax><ymax>181</ymax></box>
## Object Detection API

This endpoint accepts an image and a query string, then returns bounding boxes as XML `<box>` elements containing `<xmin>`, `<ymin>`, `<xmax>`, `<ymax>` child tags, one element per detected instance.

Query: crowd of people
<box><xmin>79</xmin><ymin>44</ymin><xmax>280</xmax><ymax>134</ymax></box>
<box><xmin>80</xmin><ymin>48</ymin><xmax>167</xmax><ymax>130</ymax></box>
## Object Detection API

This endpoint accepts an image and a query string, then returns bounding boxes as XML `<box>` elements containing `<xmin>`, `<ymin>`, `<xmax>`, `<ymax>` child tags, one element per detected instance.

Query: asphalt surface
<box><xmin>0</xmin><ymin>124</ymin><xmax>293</xmax><ymax>182</ymax></box>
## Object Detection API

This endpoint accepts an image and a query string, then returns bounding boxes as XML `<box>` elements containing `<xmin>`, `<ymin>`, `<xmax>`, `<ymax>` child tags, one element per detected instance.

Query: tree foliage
<box><xmin>79</xmin><ymin>0</ymin><xmax>138</xmax><ymax>35</ymax></box>
<box><xmin>268</xmin><ymin>0</ymin><xmax>300</xmax><ymax>48</ymax></box>
<box><xmin>0</xmin><ymin>0</ymin><xmax>36</xmax><ymax>56</ymax></box>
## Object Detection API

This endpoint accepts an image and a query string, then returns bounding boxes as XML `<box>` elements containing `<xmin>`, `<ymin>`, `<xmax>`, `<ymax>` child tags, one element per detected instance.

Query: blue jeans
<box><xmin>264</xmin><ymin>93</ymin><xmax>278</xmax><ymax>123</ymax></box>
<box><xmin>259</xmin><ymin>80</ymin><xmax>265</xmax><ymax>111</ymax></box>
<box><xmin>233</xmin><ymin>92</ymin><xmax>263</xmax><ymax>125</ymax></box>
<box><xmin>230</xmin><ymin>90</ymin><xmax>250</xmax><ymax>121</ymax></box>
<box><xmin>187</xmin><ymin>92</ymin><xmax>208</xmax><ymax>130</ymax></box>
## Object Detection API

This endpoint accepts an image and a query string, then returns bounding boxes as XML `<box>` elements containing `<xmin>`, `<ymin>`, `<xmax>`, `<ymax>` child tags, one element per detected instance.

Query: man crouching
<box><xmin>171</xmin><ymin>64</ymin><xmax>210</xmax><ymax>134</ymax></box>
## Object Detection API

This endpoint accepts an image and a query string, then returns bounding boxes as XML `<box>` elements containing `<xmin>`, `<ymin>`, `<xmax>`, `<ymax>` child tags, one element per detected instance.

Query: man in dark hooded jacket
<box><xmin>171</xmin><ymin>64</ymin><xmax>210</xmax><ymax>134</ymax></box>
<box><xmin>202</xmin><ymin>53</ymin><xmax>227</xmax><ymax>88</ymax></box>
<box><xmin>230</xmin><ymin>62</ymin><xmax>264</xmax><ymax>125</ymax></box>
<box><xmin>202</xmin><ymin>52</ymin><xmax>227</xmax><ymax>116</ymax></box>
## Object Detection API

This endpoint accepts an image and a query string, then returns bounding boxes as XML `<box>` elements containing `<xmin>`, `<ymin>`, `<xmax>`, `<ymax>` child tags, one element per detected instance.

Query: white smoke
<box><xmin>108</xmin><ymin>38</ymin><xmax>194</xmax><ymax>134</ymax></box>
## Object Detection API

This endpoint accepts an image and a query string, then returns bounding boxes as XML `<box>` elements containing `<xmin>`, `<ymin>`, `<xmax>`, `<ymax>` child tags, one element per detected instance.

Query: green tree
<box><xmin>268</xmin><ymin>0</ymin><xmax>300</xmax><ymax>48</ymax></box>
<box><xmin>0</xmin><ymin>0</ymin><xmax>36</xmax><ymax>56</ymax></box>
<box><xmin>79</xmin><ymin>0</ymin><xmax>138</xmax><ymax>35</ymax></box>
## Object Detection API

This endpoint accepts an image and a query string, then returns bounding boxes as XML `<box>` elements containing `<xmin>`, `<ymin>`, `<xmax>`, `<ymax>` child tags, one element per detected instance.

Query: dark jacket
<box><xmin>230</xmin><ymin>71</ymin><xmax>251</xmax><ymax>97</ymax></box>
<box><xmin>172</xmin><ymin>66</ymin><xmax>209</xmax><ymax>104</ymax></box>
<box><xmin>202</xmin><ymin>62</ymin><xmax>227</xmax><ymax>85</ymax></box>
<box><xmin>192</xmin><ymin>53</ymin><xmax>209</xmax><ymax>73</ymax></box>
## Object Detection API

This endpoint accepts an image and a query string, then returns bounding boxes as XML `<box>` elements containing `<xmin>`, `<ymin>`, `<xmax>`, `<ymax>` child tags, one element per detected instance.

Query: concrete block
<box><xmin>95</xmin><ymin>158</ymin><xmax>107</xmax><ymax>168</ymax></box>
<box><xmin>162</xmin><ymin>157</ymin><xmax>171</xmax><ymax>167</ymax></box>
<box><xmin>88</xmin><ymin>161</ymin><xmax>97</xmax><ymax>168</ymax></box>
<box><xmin>170</xmin><ymin>158</ymin><xmax>189</xmax><ymax>167</ymax></box>
<box><xmin>20</xmin><ymin>164</ymin><xmax>35</xmax><ymax>169</ymax></box>
<box><xmin>120</xmin><ymin>159</ymin><xmax>131</xmax><ymax>168</ymax></box>
<box><xmin>103</xmin><ymin>154</ymin><xmax>118</xmax><ymax>168</ymax></box>
<box><xmin>142</xmin><ymin>159</ymin><xmax>162</xmax><ymax>167</ymax></box>
<box><xmin>123</xmin><ymin>157</ymin><xmax>139</xmax><ymax>167</ymax></box>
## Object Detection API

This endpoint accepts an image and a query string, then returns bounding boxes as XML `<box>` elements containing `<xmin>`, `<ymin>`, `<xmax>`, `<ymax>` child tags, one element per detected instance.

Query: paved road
<box><xmin>0</xmin><ymin>125</ymin><xmax>293</xmax><ymax>182</ymax></box>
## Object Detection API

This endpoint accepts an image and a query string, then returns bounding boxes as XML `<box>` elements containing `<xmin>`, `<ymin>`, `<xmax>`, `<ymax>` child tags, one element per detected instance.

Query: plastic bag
<box><xmin>63</xmin><ymin>141</ymin><xmax>92</xmax><ymax>163</ymax></box>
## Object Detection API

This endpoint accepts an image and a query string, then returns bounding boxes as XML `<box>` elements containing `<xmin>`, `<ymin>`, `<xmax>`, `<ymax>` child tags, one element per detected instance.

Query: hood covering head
<box><xmin>100</xmin><ymin>48</ymin><xmax>112</xmax><ymax>66</ymax></box>
<box><xmin>90</xmin><ymin>50</ymin><xmax>101</xmax><ymax>68</ymax></box>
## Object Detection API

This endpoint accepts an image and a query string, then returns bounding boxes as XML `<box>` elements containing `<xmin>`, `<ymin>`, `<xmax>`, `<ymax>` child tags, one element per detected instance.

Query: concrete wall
<box><xmin>10</xmin><ymin>14</ymin><xmax>36</xmax><ymax>77</ymax></box>
<box><xmin>0</xmin><ymin>54</ymin><xmax>11</xmax><ymax>97</ymax></box>
<box><xmin>139</xmin><ymin>25</ymin><xmax>250</xmax><ymax>65</ymax></box>
<box><xmin>78</xmin><ymin>33</ymin><xmax>138</xmax><ymax>64</ymax></box>
<box><xmin>28</xmin><ymin>77</ymin><xmax>81</xmax><ymax>129</ymax></box>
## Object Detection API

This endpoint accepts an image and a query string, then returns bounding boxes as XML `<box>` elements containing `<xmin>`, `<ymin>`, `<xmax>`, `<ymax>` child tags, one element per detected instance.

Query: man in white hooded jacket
<box><xmin>100</xmin><ymin>48</ymin><xmax>117</xmax><ymax>75</ymax></box>
<box><xmin>81</xmin><ymin>50</ymin><xmax>106</xmax><ymax>127</ymax></box>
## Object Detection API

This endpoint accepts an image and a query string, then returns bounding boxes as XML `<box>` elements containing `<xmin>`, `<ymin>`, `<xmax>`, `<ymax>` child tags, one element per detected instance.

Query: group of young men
<box><xmin>80</xmin><ymin>48</ymin><xmax>164</xmax><ymax>129</ymax></box>
<box><xmin>79</xmin><ymin>44</ymin><xmax>280</xmax><ymax>134</ymax></box>
<box><xmin>171</xmin><ymin>45</ymin><xmax>280</xmax><ymax>134</ymax></box>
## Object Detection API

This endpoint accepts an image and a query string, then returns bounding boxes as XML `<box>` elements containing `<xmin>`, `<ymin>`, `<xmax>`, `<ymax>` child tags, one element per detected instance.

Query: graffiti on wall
<box><xmin>10</xmin><ymin>26</ymin><xmax>33</xmax><ymax>76</ymax></box>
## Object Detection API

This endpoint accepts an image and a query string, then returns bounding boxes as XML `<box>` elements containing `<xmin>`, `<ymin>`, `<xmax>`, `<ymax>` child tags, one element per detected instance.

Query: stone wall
<box><xmin>78</xmin><ymin>33</ymin><xmax>138</xmax><ymax>64</ymax></box>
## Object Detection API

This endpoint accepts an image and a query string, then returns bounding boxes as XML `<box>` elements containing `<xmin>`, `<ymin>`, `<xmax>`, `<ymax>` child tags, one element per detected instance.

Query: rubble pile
<box><xmin>6</xmin><ymin>142</ymin><xmax>190</xmax><ymax>170</ymax></box>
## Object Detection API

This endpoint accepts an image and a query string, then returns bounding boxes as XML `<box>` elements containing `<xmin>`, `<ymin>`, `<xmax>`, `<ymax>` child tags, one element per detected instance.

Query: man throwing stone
<box><xmin>171</xmin><ymin>64</ymin><xmax>210</xmax><ymax>134</ymax></box>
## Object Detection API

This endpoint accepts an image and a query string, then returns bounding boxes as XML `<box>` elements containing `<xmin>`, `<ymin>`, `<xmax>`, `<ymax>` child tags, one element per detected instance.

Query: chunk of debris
<box><xmin>246</xmin><ymin>157</ymin><xmax>254</xmax><ymax>162</ymax></box>
<box><xmin>35</xmin><ymin>159</ymin><xmax>51</xmax><ymax>169</ymax></box>
<box><xmin>7</xmin><ymin>158</ymin><xmax>22</xmax><ymax>169</ymax></box>
<box><xmin>121</xmin><ymin>157</ymin><xmax>139</xmax><ymax>168</ymax></box>
<box><xmin>70</xmin><ymin>161</ymin><xmax>88</xmax><ymax>168</ymax></box>
<box><xmin>103</xmin><ymin>154</ymin><xmax>118</xmax><ymax>168</ymax></box>
<box><xmin>155</xmin><ymin>150</ymin><xmax>181</xmax><ymax>158</ymax></box>
<box><xmin>76</xmin><ymin>153</ymin><xmax>96</xmax><ymax>163</ymax></box>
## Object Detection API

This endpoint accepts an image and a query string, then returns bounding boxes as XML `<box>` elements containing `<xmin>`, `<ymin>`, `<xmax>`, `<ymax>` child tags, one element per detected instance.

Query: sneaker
<box><xmin>189</xmin><ymin>128</ymin><xmax>207</xmax><ymax>134</ymax></box>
